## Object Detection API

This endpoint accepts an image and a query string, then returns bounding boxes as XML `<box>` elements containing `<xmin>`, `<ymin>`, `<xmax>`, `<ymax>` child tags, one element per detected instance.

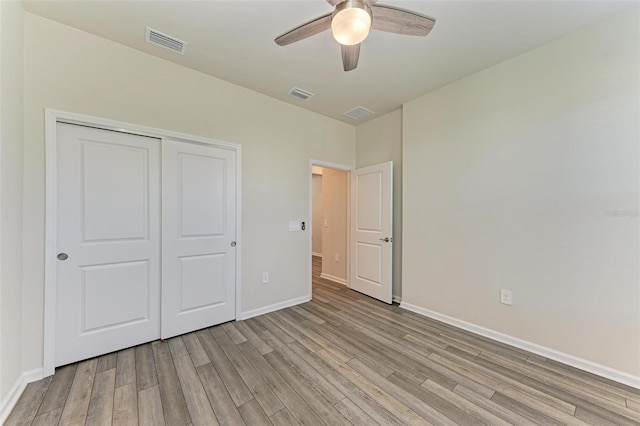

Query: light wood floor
<box><xmin>7</xmin><ymin>257</ymin><xmax>640</xmax><ymax>425</ymax></box>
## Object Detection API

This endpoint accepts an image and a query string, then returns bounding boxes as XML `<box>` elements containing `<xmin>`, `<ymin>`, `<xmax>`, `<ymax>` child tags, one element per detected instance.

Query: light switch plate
<box><xmin>289</xmin><ymin>220</ymin><xmax>300</xmax><ymax>231</ymax></box>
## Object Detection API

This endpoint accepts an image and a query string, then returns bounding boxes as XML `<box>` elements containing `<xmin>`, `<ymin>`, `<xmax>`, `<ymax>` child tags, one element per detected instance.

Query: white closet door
<box><xmin>55</xmin><ymin>123</ymin><xmax>161</xmax><ymax>367</ymax></box>
<box><xmin>161</xmin><ymin>139</ymin><xmax>236</xmax><ymax>339</ymax></box>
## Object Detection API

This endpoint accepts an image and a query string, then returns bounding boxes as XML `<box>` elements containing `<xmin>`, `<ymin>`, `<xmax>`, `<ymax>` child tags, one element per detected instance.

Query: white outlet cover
<box><xmin>500</xmin><ymin>289</ymin><xmax>512</xmax><ymax>305</ymax></box>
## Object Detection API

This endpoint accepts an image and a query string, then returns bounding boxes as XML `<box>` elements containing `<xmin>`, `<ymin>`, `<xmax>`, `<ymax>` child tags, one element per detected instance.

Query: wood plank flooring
<box><xmin>7</xmin><ymin>256</ymin><xmax>640</xmax><ymax>425</ymax></box>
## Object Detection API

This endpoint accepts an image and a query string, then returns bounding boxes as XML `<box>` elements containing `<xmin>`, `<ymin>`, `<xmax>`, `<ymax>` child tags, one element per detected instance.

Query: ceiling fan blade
<box><xmin>371</xmin><ymin>5</ymin><xmax>435</xmax><ymax>36</ymax></box>
<box><xmin>275</xmin><ymin>13</ymin><xmax>332</xmax><ymax>46</ymax></box>
<box><xmin>341</xmin><ymin>43</ymin><xmax>360</xmax><ymax>71</ymax></box>
<box><xmin>326</xmin><ymin>0</ymin><xmax>342</xmax><ymax>5</ymax></box>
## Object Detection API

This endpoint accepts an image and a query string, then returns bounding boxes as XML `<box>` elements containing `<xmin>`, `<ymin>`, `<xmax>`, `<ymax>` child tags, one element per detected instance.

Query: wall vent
<box><xmin>343</xmin><ymin>106</ymin><xmax>374</xmax><ymax>120</ymax></box>
<box><xmin>145</xmin><ymin>27</ymin><xmax>187</xmax><ymax>54</ymax></box>
<box><xmin>288</xmin><ymin>87</ymin><xmax>314</xmax><ymax>101</ymax></box>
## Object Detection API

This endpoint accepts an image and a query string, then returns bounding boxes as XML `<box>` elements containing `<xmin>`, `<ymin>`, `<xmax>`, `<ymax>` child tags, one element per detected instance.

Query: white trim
<box><xmin>44</xmin><ymin>109</ymin><xmax>242</xmax><ymax>376</ymax></box>
<box><xmin>235</xmin><ymin>145</ymin><xmax>242</xmax><ymax>323</ymax></box>
<box><xmin>43</xmin><ymin>111</ymin><xmax>58</xmax><ymax>377</ymax></box>
<box><xmin>320</xmin><ymin>273</ymin><xmax>348</xmax><ymax>286</ymax></box>
<box><xmin>310</xmin><ymin>160</ymin><xmax>353</xmax><ymax>172</ymax></box>
<box><xmin>239</xmin><ymin>295</ymin><xmax>310</xmax><ymax>320</ymax></box>
<box><xmin>392</xmin><ymin>295</ymin><xmax>402</xmax><ymax>303</ymax></box>
<box><xmin>308</xmin><ymin>159</ymin><xmax>353</xmax><ymax>301</ymax></box>
<box><xmin>0</xmin><ymin>368</ymin><xmax>44</xmax><ymax>424</ymax></box>
<box><xmin>312</xmin><ymin>252</ymin><xmax>322</xmax><ymax>258</ymax></box>
<box><xmin>46</xmin><ymin>109</ymin><xmax>240</xmax><ymax>151</ymax></box>
<box><xmin>399</xmin><ymin>302</ymin><xmax>640</xmax><ymax>390</ymax></box>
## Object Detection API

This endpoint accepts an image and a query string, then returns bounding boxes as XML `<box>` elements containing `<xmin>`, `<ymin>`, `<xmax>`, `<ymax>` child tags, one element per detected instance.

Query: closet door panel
<box><xmin>162</xmin><ymin>139</ymin><xmax>236</xmax><ymax>338</ymax></box>
<box><xmin>55</xmin><ymin>123</ymin><xmax>161</xmax><ymax>367</ymax></box>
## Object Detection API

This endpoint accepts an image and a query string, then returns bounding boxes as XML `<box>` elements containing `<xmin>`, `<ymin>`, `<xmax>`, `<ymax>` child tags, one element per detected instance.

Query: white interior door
<box><xmin>161</xmin><ymin>139</ymin><xmax>236</xmax><ymax>339</ymax></box>
<box><xmin>55</xmin><ymin>123</ymin><xmax>161</xmax><ymax>366</ymax></box>
<box><xmin>350</xmin><ymin>162</ymin><xmax>393</xmax><ymax>303</ymax></box>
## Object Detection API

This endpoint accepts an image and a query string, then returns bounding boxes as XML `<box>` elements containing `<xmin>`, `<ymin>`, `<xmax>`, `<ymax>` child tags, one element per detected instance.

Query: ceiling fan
<box><xmin>275</xmin><ymin>0</ymin><xmax>436</xmax><ymax>72</ymax></box>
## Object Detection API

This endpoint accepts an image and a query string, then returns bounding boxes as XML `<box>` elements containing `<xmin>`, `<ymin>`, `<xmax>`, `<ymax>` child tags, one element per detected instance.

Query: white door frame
<box><xmin>308</xmin><ymin>160</ymin><xmax>352</xmax><ymax>298</ymax></box>
<box><xmin>44</xmin><ymin>109</ymin><xmax>242</xmax><ymax>377</ymax></box>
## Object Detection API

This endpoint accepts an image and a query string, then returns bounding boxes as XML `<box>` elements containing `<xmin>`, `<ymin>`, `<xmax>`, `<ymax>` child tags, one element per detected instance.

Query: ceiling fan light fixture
<box><xmin>331</xmin><ymin>0</ymin><xmax>372</xmax><ymax>46</ymax></box>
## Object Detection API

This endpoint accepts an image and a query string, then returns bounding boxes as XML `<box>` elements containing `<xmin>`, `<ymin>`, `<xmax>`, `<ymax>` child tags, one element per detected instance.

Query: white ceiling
<box><xmin>23</xmin><ymin>0</ymin><xmax>636</xmax><ymax>124</ymax></box>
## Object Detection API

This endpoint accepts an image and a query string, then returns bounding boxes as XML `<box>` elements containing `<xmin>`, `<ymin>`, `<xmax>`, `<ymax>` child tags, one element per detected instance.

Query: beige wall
<box><xmin>321</xmin><ymin>168</ymin><xmax>348</xmax><ymax>282</ymax></box>
<box><xmin>356</xmin><ymin>108</ymin><xmax>403</xmax><ymax>299</ymax></box>
<box><xmin>403</xmin><ymin>11</ymin><xmax>639</xmax><ymax>376</ymax></box>
<box><xmin>22</xmin><ymin>13</ymin><xmax>355</xmax><ymax>372</ymax></box>
<box><xmin>312</xmin><ymin>173</ymin><xmax>323</xmax><ymax>256</ymax></box>
<box><xmin>0</xmin><ymin>0</ymin><xmax>25</xmax><ymax>406</ymax></box>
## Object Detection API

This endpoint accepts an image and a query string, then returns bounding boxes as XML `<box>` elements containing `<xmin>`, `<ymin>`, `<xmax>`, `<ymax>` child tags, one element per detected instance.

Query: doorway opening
<box><xmin>309</xmin><ymin>161</ymin><xmax>351</xmax><ymax>300</ymax></box>
<box><xmin>308</xmin><ymin>159</ymin><xmax>393</xmax><ymax>305</ymax></box>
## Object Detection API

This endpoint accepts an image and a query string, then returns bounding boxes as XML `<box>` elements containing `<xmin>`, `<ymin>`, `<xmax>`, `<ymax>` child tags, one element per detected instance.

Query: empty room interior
<box><xmin>1</xmin><ymin>0</ymin><xmax>639</xmax><ymax>424</ymax></box>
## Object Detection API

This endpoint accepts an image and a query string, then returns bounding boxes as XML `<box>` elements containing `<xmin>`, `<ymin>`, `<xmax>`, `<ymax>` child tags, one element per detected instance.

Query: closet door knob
<box><xmin>57</xmin><ymin>253</ymin><xmax>69</xmax><ymax>260</ymax></box>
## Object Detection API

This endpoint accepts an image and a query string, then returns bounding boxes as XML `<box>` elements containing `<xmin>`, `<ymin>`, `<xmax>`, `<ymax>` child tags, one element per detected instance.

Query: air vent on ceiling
<box><xmin>145</xmin><ymin>27</ymin><xmax>187</xmax><ymax>54</ymax></box>
<box><xmin>343</xmin><ymin>106</ymin><xmax>374</xmax><ymax>120</ymax></box>
<box><xmin>288</xmin><ymin>87</ymin><xmax>314</xmax><ymax>101</ymax></box>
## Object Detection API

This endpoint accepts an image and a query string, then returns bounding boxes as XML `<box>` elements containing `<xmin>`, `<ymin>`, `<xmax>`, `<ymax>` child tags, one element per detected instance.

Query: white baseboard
<box><xmin>392</xmin><ymin>295</ymin><xmax>402</xmax><ymax>303</ymax></box>
<box><xmin>240</xmin><ymin>295</ymin><xmax>310</xmax><ymax>320</ymax></box>
<box><xmin>400</xmin><ymin>302</ymin><xmax>640</xmax><ymax>390</ymax></box>
<box><xmin>320</xmin><ymin>273</ymin><xmax>348</xmax><ymax>286</ymax></box>
<box><xmin>312</xmin><ymin>252</ymin><xmax>322</xmax><ymax>258</ymax></box>
<box><xmin>0</xmin><ymin>368</ymin><xmax>44</xmax><ymax>424</ymax></box>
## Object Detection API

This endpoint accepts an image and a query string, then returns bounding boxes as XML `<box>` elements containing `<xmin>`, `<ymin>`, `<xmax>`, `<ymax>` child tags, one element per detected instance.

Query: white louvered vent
<box><xmin>145</xmin><ymin>27</ymin><xmax>187</xmax><ymax>54</ymax></box>
<box><xmin>343</xmin><ymin>106</ymin><xmax>374</xmax><ymax>120</ymax></box>
<box><xmin>288</xmin><ymin>87</ymin><xmax>314</xmax><ymax>101</ymax></box>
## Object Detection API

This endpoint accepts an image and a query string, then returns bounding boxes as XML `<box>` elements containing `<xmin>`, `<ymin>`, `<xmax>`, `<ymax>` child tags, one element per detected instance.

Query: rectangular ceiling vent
<box><xmin>145</xmin><ymin>27</ymin><xmax>187</xmax><ymax>54</ymax></box>
<box><xmin>288</xmin><ymin>87</ymin><xmax>314</xmax><ymax>101</ymax></box>
<box><xmin>343</xmin><ymin>106</ymin><xmax>374</xmax><ymax>120</ymax></box>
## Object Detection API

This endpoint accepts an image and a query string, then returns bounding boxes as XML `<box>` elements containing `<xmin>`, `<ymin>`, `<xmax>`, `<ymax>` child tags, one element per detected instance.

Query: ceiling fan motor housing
<box><xmin>331</xmin><ymin>0</ymin><xmax>373</xmax><ymax>45</ymax></box>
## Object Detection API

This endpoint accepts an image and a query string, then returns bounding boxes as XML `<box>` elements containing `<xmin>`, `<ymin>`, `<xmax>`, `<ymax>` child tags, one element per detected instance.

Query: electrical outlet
<box><xmin>262</xmin><ymin>272</ymin><xmax>269</xmax><ymax>284</ymax></box>
<box><xmin>334</xmin><ymin>253</ymin><xmax>339</xmax><ymax>262</ymax></box>
<box><xmin>500</xmin><ymin>289</ymin><xmax>512</xmax><ymax>305</ymax></box>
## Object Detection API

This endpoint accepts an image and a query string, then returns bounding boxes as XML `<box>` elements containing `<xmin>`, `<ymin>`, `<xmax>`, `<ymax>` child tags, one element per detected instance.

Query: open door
<box><xmin>350</xmin><ymin>162</ymin><xmax>393</xmax><ymax>303</ymax></box>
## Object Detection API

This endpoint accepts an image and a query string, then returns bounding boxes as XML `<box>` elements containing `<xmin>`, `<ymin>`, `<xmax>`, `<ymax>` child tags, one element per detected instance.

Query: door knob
<box><xmin>379</xmin><ymin>237</ymin><xmax>392</xmax><ymax>243</ymax></box>
<box><xmin>230</xmin><ymin>241</ymin><xmax>236</xmax><ymax>247</ymax></box>
<box><xmin>57</xmin><ymin>253</ymin><xmax>69</xmax><ymax>260</ymax></box>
